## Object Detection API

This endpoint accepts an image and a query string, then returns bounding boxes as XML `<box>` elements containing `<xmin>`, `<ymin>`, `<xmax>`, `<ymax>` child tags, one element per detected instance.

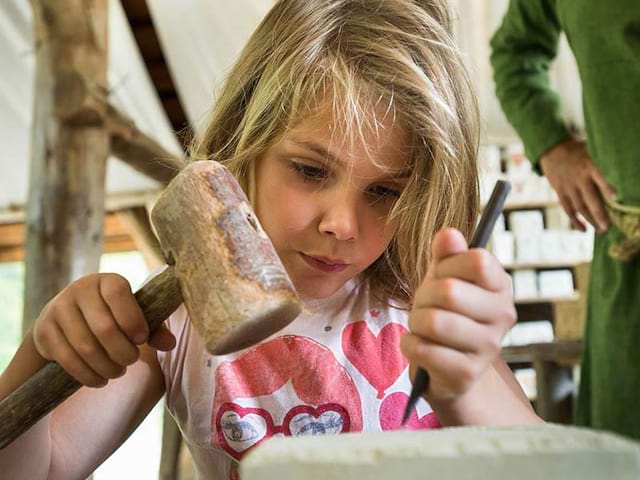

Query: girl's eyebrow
<box><xmin>290</xmin><ymin>139</ymin><xmax>342</xmax><ymax>165</ymax></box>
<box><xmin>290</xmin><ymin>139</ymin><xmax>413</xmax><ymax>179</ymax></box>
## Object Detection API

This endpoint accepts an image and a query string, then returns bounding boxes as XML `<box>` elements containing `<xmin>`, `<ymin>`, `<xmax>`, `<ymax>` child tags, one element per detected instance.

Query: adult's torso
<box><xmin>555</xmin><ymin>0</ymin><xmax>640</xmax><ymax>203</ymax></box>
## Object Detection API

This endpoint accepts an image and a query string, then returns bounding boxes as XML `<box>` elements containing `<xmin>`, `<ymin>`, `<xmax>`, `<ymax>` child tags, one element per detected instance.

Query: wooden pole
<box><xmin>23</xmin><ymin>5</ymin><xmax>188</xmax><ymax>479</ymax></box>
<box><xmin>23</xmin><ymin>0</ymin><xmax>110</xmax><ymax>337</ymax></box>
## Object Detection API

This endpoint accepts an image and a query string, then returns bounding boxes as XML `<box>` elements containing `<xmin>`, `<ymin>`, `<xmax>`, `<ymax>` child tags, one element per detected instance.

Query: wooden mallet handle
<box><xmin>0</xmin><ymin>266</ymin><xmax>181</xmax><ymax>450</ymax></box>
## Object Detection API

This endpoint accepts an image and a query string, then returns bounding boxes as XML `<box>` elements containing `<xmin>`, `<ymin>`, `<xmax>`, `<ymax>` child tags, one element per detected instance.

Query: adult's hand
<box><xmin>540</xmin><ymin>139</ymin><xmax>617</xmax><ymax>232</ymax></box>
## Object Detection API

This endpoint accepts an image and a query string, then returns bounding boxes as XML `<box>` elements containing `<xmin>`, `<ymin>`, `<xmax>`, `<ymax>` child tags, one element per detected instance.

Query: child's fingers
<box><xmin>99</xmin><ymin>274</ymin><xmax>148</xmax><ymax>345</ymax></box>
<box><xmin>77</xmin><ymin>288</ymin><xmax>141</xmax><ymax>369</ymax></box>
<box><xmin>56</xmin><ymin>302</ymin><xmax>127</xmax><ymax>380</ymax></box>
<box><xmin>42</xmin><ymin>320</ymin><xmax>109</xmax><ymax>388</ymax></box>
<box><xmin>400</xmin><ymin>334</ymin><xmax>481</xmax><ymax>396</ymax></box>
<box><xmin>148</xmin><ymin>324</ymin><xmax>177</xmax><ymax>352</ymax></box>
<box><xmin>408</xmin><ymin>307</ymin><xmax>501</xmax><ymax>355</ymax></box>
<box><xmin>427</xmin><ymin>228</ymin><xmax>468</xmax><ymax>278</ymax></box>
<box><xmin>414</xmin><ymin>278</ymin><xmax>516</xmax><ymax>327</ymax></box>
<box><xmin>431</xmin><ymin>248</ymin><xmax>509</xmax><ymax>292</ymax></box>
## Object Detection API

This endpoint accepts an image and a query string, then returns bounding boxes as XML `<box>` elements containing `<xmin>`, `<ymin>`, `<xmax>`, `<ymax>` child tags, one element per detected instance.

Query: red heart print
<box><xmin>379</xmin><ymin>392</ymin><xmax>440</xmax><ymax>430</ymax></box>
<box><xmin>342</xmin><ymin>321</ymin><xmax>409</xmax><ymax>399</ymax></box>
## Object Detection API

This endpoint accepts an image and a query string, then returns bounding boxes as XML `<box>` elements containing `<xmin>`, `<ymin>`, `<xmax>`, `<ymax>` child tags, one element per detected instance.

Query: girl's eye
<box><xmin>369</xmin><ymin>185</ymin><xmax>401</xmax><ymax>202</ymax></box>
<box><xmin>290</xmin><ymin>161</ymin><xmax>328</xmax><ymax>182</ymax></box>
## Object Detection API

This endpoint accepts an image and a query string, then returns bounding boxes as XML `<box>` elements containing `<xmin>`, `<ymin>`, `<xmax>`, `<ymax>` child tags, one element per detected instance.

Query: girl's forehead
<box><xmin>282</xmin><ymin>98</ymin><xmax>413</xmax><ymax>172</ymax></box>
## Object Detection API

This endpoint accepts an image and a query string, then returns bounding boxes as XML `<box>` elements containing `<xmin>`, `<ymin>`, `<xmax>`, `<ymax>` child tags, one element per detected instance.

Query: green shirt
<box><xmin>490</xmin><ymin>0</ymin><xmax>640</xmax><ymax>204</ymax></box>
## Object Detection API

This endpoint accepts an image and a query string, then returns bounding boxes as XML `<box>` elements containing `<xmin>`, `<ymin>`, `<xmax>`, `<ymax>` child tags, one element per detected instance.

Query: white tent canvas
<box><xmin>0</xmin><ymin>0</ymin><xmax>583</xmax><ymax>215</ymax></box>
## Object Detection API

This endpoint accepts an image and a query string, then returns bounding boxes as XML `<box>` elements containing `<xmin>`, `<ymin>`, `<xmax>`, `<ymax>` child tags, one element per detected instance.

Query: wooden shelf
<box><xmin>502</xmin><ymin>339</ymin><xmax>583</xmax><ymax>366</ymax></box>
<box><xmin>503</xmin><ymin>261</ymin><xmax>584</xmax><ymax>270</ymax></box>
<box><xmin>481</xmin><ymin>199</ymin><xmax>560</xmax><ymax>211</ymax></box>
<box><xmin>0</xmin><ymin>214</ymin><xmax>138</xmax><ymax>263</ymax></box>
<box><xmin>0</xmin><ymin>189</ymin><xmax>162</xmax><ymax>225</ymax></box>
<box><xmin>514</xmin><ymin>293</ymin><xmax>580</xmax><ymax>305</ymax></box>
<box><xmin>502</xmin><ymin>200</ymin><xmax>560</xmax><ymax>211</ymax></box>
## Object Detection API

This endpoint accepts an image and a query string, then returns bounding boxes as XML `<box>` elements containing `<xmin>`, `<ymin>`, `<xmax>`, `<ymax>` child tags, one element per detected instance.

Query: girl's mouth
<box><xmin>300</xmin><ymin>253</ymin><xmax>349</xmax><ymax>273</ymax></box>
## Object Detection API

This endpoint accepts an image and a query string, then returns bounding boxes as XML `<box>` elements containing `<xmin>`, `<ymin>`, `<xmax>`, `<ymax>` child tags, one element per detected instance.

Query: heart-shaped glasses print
<box><xmin>216</xmin><ymin>402</ymin><xmax>350</xmax><ymax>459</ymax></box>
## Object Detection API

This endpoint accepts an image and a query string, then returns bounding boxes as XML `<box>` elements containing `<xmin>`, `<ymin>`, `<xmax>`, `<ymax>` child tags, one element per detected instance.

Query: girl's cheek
<box><xmin>277</xmin><ymin>191</ymin><xmax>317</xmax><ymax>230</ymax></box>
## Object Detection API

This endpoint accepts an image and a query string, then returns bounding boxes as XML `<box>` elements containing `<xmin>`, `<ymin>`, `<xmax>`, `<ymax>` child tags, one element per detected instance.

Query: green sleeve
<box><xmin>490</xmin><ymin>0</ymin><xmax>572</xmax><ymax>170</ymax></box>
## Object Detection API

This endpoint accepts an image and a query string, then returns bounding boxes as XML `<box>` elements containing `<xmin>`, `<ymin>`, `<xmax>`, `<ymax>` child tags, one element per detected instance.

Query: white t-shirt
<box><xmin>157</xmin><ymin>278</ymin><xmax>440</xmax><ymax>480</ymax></box>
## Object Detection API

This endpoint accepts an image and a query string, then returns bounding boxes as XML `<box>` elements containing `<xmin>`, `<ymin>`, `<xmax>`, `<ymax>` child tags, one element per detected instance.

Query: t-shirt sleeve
<box><xmin>156</xmin><ymin>304</ymin><xmax>190</xmax><ymax>411</ymax></box>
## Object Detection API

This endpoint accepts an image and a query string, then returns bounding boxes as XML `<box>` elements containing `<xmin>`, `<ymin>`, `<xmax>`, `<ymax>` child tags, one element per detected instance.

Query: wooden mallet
<box><xmin>0</xmin><ymin>161</ymin><xmax>302</xmax><ymax>449</ymax></box>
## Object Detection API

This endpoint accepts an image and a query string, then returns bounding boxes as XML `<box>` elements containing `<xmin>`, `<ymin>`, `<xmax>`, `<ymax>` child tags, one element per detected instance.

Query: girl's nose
<box><xmin>318</xmin><ymin>197</ymin><xmax>359</xmax><ymax>241</ymax></box>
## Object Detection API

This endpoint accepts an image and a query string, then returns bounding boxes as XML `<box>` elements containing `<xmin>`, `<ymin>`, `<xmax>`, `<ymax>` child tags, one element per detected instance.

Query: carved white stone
<box><xmin>240</xmin><ymin>425</ymin><xmax>640</xmax><ymax>480</ymax></box>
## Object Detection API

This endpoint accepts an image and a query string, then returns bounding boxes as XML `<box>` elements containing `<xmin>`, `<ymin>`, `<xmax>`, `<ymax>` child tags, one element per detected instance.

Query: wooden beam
<box><xmin>23</xmin><ymin>0</ymin><xmax>111</xmax><ymax>337</ymax></box>
<box><xmin>0</xmin><ymin>215</ymin><xmax>139</xmax><ymax>263</ymax></box>
<box><xmin>38</xmin><ymin>79</ymin><xmax>187</xmax><ymax>184</ymax></box>
<box><xmin>0</xmin><ymin>189</ymin><xmax>162</xmax><ymax>225</ymax></box>
<box><xmin>120</xmin><ymin>0</ymin><xmax>192</xmax><ymax>141</ymax></box>
<box><xmin>130</xmin><ymin>24</ymin><xmax>164</xmax><ymax>62</ymax></box>
<box><xmin>148</xmin><ymin>62</ymin><xmax>177</xmax><ymax>93</ymax></box>
<box><xmin>116</xmin><ymin>206</ymin><xmax>164</xmax><ymax>269</ymax></box>
<box><xmin>105</xmin><ymin>102</ymin><xmax>185</xmax><ymax>184</ymax></box>
<box><xmin>0</xmin><ymin>246</ymin><xmax>23</xmax><ymax>263</ymax></box>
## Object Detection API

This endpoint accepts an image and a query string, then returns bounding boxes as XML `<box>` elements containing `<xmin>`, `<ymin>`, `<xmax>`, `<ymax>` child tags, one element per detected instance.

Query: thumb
<box><xmin>427</xmin><ymin>228</ymin><xmax>468</xmax><ymax>278</ymax></box>
<box><xmin>148</xmin><ymin>324</ymin><xmax>177</xmax><ymax>352</ymax></box>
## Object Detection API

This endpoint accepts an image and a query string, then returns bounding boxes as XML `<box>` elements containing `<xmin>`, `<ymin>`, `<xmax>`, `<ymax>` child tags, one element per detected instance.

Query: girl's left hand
<box><xmin>400</xmin><ymin>228</ymin><xmax>516</xmax><ymax>404</ymax></box>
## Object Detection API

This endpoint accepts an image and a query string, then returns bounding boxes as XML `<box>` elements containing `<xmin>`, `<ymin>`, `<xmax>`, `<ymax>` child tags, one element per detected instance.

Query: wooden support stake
<box><xmin>23</xmin><ymin>0</ymin><xmax>110</xmax><ymax>336</ymax></box>
<box><xmin>159</xmin><ymin>411</ymin><xmax>185</xmax><ymax>480</ymax></box>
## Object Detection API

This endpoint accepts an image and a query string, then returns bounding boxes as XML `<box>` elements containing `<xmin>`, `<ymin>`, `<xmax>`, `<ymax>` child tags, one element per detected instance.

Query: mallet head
<box><xmin>151</xmin><ymin>161</ymin><xmax>301</xmax><ymax>355</ymax></box>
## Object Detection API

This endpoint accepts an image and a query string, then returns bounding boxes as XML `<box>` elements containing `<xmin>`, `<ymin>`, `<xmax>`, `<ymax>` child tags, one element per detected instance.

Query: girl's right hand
<box><xmin>32</xmin><ymin>273</ymin><xmax>176</xmax><ymax>388</ymax></box>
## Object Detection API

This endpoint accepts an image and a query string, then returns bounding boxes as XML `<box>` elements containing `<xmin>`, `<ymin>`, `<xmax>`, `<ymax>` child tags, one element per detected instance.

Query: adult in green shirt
<box><xmin>490</xmin><ymin>0</ymin><xmax>640</xmax><ymax>440</ymax></box>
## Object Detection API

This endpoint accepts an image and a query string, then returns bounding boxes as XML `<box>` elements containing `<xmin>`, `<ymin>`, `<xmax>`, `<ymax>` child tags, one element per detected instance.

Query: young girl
<box><xmin>0</xmin><ymin>0</ymin><xmax>541</xmax><ymax>478</ymax></box>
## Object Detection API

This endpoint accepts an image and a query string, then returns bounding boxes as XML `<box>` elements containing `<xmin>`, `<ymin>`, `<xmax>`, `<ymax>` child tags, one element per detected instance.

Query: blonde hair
<box><xmin>191</xmin><ymin>0</ymin><xmax>480</xmax><ymax>305</ymax></box>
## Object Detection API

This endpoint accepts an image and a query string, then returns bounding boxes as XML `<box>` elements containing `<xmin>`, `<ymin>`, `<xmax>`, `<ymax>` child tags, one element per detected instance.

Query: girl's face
<box><xmin>255</xmin><ymin>101</ymin><xmax>411</xmax><ymax>298</ymax></box>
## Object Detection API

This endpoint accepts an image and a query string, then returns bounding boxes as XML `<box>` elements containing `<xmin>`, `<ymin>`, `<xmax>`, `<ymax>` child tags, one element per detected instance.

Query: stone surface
<box><xmin>241</xmin><ymin>425</ymin><xmax>640</xmax><ymax>480</ymax></box>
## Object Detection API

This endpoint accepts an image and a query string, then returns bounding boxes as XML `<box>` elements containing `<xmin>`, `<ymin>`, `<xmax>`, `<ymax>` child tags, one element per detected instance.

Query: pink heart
<box><xmin>342</xmin><ymin>321</ymin><xmax>409</xmax><ymax>399</ymax></box>
<box><xmin>379</xmin><ymin>392</ymin><xmax>440</xmax><ymax>430</ymax></box>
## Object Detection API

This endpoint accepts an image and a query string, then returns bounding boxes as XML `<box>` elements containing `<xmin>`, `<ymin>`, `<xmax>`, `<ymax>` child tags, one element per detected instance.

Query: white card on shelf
<box><xmin>491</xmin><ymin>231</ymin><xmax>514</xmax><ymax>265</ymax></box>
<box><xmin>510</xmin><ymin>211</ymin><xmax>545</xmax><ymax>237</ymax></box>
<box><xmin>515</xmin><ymin>234</ymin><xmax>541</xmax><ymax>263</ymax></box>
<box><xmin>512</xmin><ymin>270</ymin><xmax>538</xmax><ymax>299</ymax></box>
<box><xmin>538</xmin><ymin>269</ymin><xmax>575</xmax><ymax>298</ymax></box>
<box><xmin>503</xmin><ymin>320</ymin><xmax>554</xmax><ymax>346</ymax></box>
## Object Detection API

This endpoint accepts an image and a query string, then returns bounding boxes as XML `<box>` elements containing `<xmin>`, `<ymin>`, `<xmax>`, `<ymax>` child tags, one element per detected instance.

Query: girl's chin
<box><xmin>292</xmin><ymin>278</ymin><xmax>346</xmax><ymax>300</ymax></box>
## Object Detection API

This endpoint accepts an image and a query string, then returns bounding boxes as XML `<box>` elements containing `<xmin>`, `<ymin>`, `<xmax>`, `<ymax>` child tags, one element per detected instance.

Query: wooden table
<box><xmin>502</xmin><ymin>340</ymin><xmax>583</xmax><ymax>423</ymax></box>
